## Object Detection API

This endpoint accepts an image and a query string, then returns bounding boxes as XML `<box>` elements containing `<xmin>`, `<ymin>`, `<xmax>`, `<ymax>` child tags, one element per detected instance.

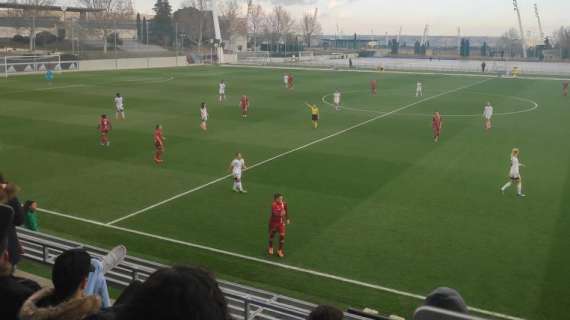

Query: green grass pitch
<box><xmin>1</xmin><ymin>66</ymin><xmax>569</xmax><ymax>320</ymax></box>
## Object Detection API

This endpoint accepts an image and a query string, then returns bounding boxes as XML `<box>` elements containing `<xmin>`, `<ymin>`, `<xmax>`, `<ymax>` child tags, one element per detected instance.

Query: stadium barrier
<box><xmin>233</xmin><ymin>54</ymin><xmax>570</xmax><ymax>77</ymax></box>
<box><xmin>17</xmin><ymin>227</ymin><xmax>376</xmax><ymax>320</ymax></box>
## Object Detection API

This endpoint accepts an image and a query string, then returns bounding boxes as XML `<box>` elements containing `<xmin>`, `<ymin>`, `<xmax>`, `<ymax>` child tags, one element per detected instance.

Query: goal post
<box><xmin>236</xmin><ymin>51</ymin><xmax>271</xmax><ymax>65</ymax></box>
<box><xmin>1</xmin><ymin>55</ymin><xmax>78</xmax><ymax>79</ymax></box>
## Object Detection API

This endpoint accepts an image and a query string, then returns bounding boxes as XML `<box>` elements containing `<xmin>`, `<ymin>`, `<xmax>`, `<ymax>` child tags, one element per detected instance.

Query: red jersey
<box><xmin>370</xmin><ymin>80</ymin><xmax>377</xmax><ymax>89</ymax></box>
<box><xmin>154</xmin><ymin>128</ymin><xmax>164</xmax><ymax>146</ymax></box>
<box><xmin>99</xmin><ymin>118</ymin><xmax>111</xmax><ymax>132</ymax></box>
<box><xmin>240</xmin><ymin>96</ymin><xmax>249</xmax><ymax>110</ymax></box>
<box><xmin>287</xmin><ymin>75</ymin><xmax>294</xmax><ymax>84</ymax></box>
<box><xmin>270</xmin><ymin>201</ymin><xmax>287</xmax><ymax>225</ymax></box>
<box><xmin>432</xmin><ymin>116</ymin><xmax>442</xmax><ymax>130</ymax></box>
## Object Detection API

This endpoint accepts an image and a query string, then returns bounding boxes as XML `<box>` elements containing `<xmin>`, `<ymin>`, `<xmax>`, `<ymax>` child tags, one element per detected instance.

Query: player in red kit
<box><xmin>287</xmin><ymin>73</ymin><xmax>294</xmax><ymax>90</ymax></box>
<box><xmin>370</xmin><ymin>80</ymin><xmax>377</xmax><ymax>96</ymax></box>
<box><xmin>268</xmin><ymin>193</ymin><xmax>290</xmax><ymax>258</ymax></box>
<box><xmin>97</xmin><ymin>114</ymin><xmax>111</xmax><ymax>147</ymax></box>
<box><xmin>154</xmin><ymin>124</ymin><xmax>165</xmax><ymax>164</ymax></box>
<box><xmin>432</xmin><ymin>112</ymin><xmax>443</xmax><ymax>143</ymax></box>
<box><xmin>240</xmin><ymin>95</ymin><xmax>250</xmax><ymax>118</ymax></box>
<box><xmin>563</xmin><ymin>81</ymin><xmax>569</xmax><ymax>97</ymax></box>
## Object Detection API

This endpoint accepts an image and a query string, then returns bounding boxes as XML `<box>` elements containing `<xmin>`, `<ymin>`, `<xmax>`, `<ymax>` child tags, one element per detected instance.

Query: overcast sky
<box><xmin>132</xmin><ymin>0</ymin><xmax>570</xmax><ymax>37</ymax></box>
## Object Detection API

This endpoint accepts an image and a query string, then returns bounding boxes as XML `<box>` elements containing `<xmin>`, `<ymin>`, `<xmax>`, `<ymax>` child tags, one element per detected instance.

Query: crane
<box><xmin>512</xmin><ymin>0</ymin><xmax>528</xmax><ymax>58</ymax></box>
<box><xmin>534</xmin><ymin>3</ymin><xmax>545</xmax><ymax>42</ymax></box>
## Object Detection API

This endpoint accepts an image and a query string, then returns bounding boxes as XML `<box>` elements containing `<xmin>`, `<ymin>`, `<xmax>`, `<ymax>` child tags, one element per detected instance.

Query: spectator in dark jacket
<box><xmin>424</xmin><ymin>287</ymin><xmax>468</xmax><ymax>314</ymax></box>
<box><xmin>308</xmin><ymin>305</ymin><xmax>344</xmax><ymax>320</ymax></box>
<box><xmin>4</xmin><ymin>183</ymin><xmax>24</xmax><ymax>268</ymax></box>
<box><xmin>0</xmin><ymin>197</ymin><xmax>41</xmax><ymax>320</ymax></box>
<box><xmin>19</xmin><ymin>248</ymin><xmax>101</xmax><ymax>320</ymax></box>
<box><xmin>113</xmin><ymin>266</ymin><xmax>232</xmax><ymax>320</ymax></box>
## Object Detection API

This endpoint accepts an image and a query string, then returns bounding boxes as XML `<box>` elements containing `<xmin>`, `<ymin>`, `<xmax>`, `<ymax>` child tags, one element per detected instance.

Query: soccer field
<box><xmin>2</xmin><ymin>66</ymin><xmax>569</xmax><ymax>320</ymax></box>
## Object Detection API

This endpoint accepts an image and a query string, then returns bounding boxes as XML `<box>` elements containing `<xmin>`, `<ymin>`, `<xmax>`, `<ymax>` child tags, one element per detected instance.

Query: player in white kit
<box><xmin>114</xmin><ymin>93</ymin><xmax>125</xmax><ymax>120</ymax></box>
<box><xmin>218</xmin><ymin>80</ymin><xmax>226</xmax><ymax>104</ymax></box>
<box><xmin>500</xmin><ymin>148</ymin><xmax>526</xmax><ymax>197</ymax></box>
<box><xmin>229</xmin><ymin>152</ymin><xmax>247</xmax><ymax>193</ymax></box>
<box><xmin>416</xmin><ymin>81</ymin><xmax>423</xmax><ymax>97</ymax></box>
<box><xmin>283</xmin><ymin>74</ymin><xmax>289</xmax><ymax>89</ymax></box>
<box><xmin>200</xmin><ymin>102</ymin><xmax>208</xmax><ymax>131</ymax></box>
<box><xmin>333</xmin><ymin>89</ymin><xmax>341</xmax><ymax>111</ymax></box>
<box><xmin>483</xmin><ymin>102</ymin><xmax>494</xmax><ymax>131</ymax></box>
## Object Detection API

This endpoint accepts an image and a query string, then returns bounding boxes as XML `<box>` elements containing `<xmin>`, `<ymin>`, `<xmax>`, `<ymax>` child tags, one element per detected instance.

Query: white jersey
<box><xmin>219</xmin><ymin>83</ymin><xmax>226</xmax><ymax>95</ymax></box>
<box><xmin>231</xmin><ymin>159</ymin><xmax>245</xmax><ymax>177</ymax></box>
<box><xmin>509</xmin><ymin>155</ymin><xmax>521</xmax><ymax>178</ymax></box>
<box><xmin>283</xmin><ymin>75</ymin><xmax>289</xmax><ymax>85</ymax></box>
<box><xmin>200</xmin><ymin>108</ymin><xmax>208</xmax><ymax>121</ymax></box>
<box><xmin>114</xmin><ymin>96</ymin><xmax>124</xmax><ymax>111</ymax></box>
<box><xmin>417</xmin><ymin>82</ymin><xmax>423</xmax><ymax>91</ymax></box>
<box><xmin>333</xmin><ymin>92</ymin><xmax>341</xmax><ymax>104</ymax></box>
<box><xmin>483</xmin><ymin>105</ymin><xmax>494</xmax><ymax>119</ymax></box>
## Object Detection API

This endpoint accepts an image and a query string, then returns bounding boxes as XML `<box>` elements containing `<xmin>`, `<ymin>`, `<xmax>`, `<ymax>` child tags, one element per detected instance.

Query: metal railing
<box><xmin>17</xmin><ymin>227</ymin><xmax>374</xmax><ymax>320</ymax></box>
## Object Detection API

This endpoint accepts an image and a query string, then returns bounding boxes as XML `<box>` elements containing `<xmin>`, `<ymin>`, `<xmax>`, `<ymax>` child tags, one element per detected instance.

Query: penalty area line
<box><xmin>107</xmin><ymin>78</ymin><xmax>492</xmax><ymax>226</ymax></box>
<box><xmin>37</xmin><ymin>207</ymin><xmax>525</xmax><ymax>320</ymax></box>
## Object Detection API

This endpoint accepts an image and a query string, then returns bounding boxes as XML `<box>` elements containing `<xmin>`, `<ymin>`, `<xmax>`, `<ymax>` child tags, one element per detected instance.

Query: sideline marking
<box><xmin>107</xmin><ymin>78</ymin><xmax>492</xmax><ymax>226</ymax></box>
<box><xmin>37</xmin><ymin>207</ymin><xmax>524</xmax><ymax>320</ymax></box>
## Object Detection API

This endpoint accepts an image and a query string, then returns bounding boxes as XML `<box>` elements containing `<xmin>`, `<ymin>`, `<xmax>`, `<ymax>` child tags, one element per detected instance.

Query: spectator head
<box><xmin>5</xmin><ymin>183</ymin><xmax>21</xmax><ymax>200</ymax></box>
<box><xmin>119</xmin><ymin>266</ymin><xmax>231</xmax><ymax>320</ymax></box>
<box><xmin>23</xmin><ymin>200</ymin><xmax>37</xmax><ymax>213</ymax></box>
<box><xmin>308</xmin><ymin>305</ymin><xmax>343</xmax><ymax>320</ymax></box>
<box><xmin>424</xmin><ymin>287</ymin><xmax>468</xmax><ymax>314</ymax></box>
<box><xmin>52</xmin><ymin>248</ymin><xmax>92</xmax><ymax>303</ymax></box>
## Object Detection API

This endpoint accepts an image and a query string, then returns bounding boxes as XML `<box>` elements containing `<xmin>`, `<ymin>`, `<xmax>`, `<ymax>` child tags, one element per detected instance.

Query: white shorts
<box><xmin>334</xmin><ymin>98</ymin><xmax>340</xmax><ymax>105</ymax></box>
<box><xmin>116</xmin><ymin>107</ymin><xmax>124</xmax><ymax>113</ymax></box>
<box><xmin>509</xmin><ymin>170</ymin><xmax>520</xmax><ymax>179</ymax></box>
<box><xmin>219</xmin><ymin>90</ymin><xmax>225</xmax><ymax>96</ymax></box>
<box><xmin>201</xmin><ymin>116</ymin><xmax>208</xmax><ymax>122</ymax></box>
<box><xmin>484</xmin><ymin>115</ymin><xmax>492</xmax><ymax>120</ymax></box>
<box><xmin>233</xmin><ymin>172</ymin><xmax>242</xmax><ymax>180</ymax></box>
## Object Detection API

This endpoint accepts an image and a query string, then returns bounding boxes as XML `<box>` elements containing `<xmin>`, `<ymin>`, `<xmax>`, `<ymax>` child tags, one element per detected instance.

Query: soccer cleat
<box><xmin>233</xmin><ymin>187</ymin><xmax>239</xmax><ymax>192</ymax></box>
<box><xmin>101</xmin><ymin>245</ymin><xmax>127</xmax><ymax>275</ymax></box>
<box><xmin>277</xmin><ymin>250</ymin><xmax>285</xmax><ymax>258</ymax></box>
<box><xmin>240</xmin><ymin>190</ymin><xmax>248</xmax><ymax>194</ymax></box>
<box><xmin>268</xmin><ymin>247</ymin><xmax>274</xmax><ymax>256</ymax></box>
<box><xmin>518</xmin><ymin>193</ymin><xmax>526</xmax><ymax>197</ymax></box>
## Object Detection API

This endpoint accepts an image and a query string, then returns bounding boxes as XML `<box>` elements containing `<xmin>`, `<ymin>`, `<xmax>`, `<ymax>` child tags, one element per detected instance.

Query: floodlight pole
<box><xmin>211</xmin><ymin>0</ymin><xmax>224</xmax><ymax>64</ymax></box>
<box><xmin>513</xmin><ymin>0</ymin><xmax>528</xmax><ymax>58</ymax></box>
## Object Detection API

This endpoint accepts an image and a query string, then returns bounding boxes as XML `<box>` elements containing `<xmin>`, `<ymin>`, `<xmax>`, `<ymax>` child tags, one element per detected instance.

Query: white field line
<box><xmin>37</xmin><ymin>207</ymin><xmax>524</xmax><ymax>320</ymax></box>
<box><xmin>34</xmin><ymin>84</ymin><xmax>87</xmax><ymax>91</ymax></box>
<box><xmin>322</xmin><ymin>92</ymin><xmax>539</xmax><ymax>118</ymax></box>
<box><xmin>107</xmin><ymin>78</ymin><xmax>492</xmax><ymax>226</ymax></box>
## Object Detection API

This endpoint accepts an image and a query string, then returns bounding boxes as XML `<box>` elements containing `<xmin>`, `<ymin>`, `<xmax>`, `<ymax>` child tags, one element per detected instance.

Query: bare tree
<box><xmin>179</xmin><ymin>0</ymin><xmax>212</xmax><ymax>51</ymax></box>
<box><xmin>12</xmin><ymin>0</ymin><xmax>56</xmax><ymax>51</ymax></box>
<box><xmin>78</xmin><ymin>0</ymin><xmax>133</xmax><ymax>54</ymax></box>
<box><xmin>300</xmin><ymin>9</ymin><xmax>321</xmax><ymax>48</ymax></box>
<box><xmin>247</xmin><ymin>2</ymin><xmax>264</xmax><ymax>50</ymax></box>
<box><xmin>266</xmin><ymin>5</ymin><xmax>294</xmax><ymax>51</ymax></box>
<box><xmin>553</xmin><ymin>26</ymin><xmax>570</xmax><ymax>59</ymax></box>
<box><xmin>497</xmin><ymin>28</ymin><xmax>523</xmax><ymax>58</ymax></box>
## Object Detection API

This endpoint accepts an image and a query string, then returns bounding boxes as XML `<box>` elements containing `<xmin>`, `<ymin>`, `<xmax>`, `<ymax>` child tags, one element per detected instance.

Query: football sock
<box><xmin>501</xmin><ymin>182</ymin><xmax>512</xmax><ymax>191</ymax></box>
<box><xmin>517</xmin><ymin>184</ymin><xmax>522</xmax><ymax>194</ymax></box>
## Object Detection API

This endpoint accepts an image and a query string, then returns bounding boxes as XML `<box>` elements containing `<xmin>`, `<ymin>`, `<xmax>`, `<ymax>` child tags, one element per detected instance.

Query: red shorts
<box><xmin>155</xmin><ymin>142</ymin><xmax>163</xmax><ymax>150</ymax></box>
<box><xmin>269</xmin><ymin>223</ymin><xmax>286</xmax><ymax>235</ymax></box>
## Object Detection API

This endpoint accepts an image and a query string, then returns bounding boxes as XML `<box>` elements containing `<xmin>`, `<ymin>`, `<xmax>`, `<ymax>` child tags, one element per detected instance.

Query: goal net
<box><xmin>1</xmin><ymin>55</ymin><xmax>77</xmax><ymax>78</ymax></box>
<box><xmin>236</xmin><ymin>51</ymin><xmax>271</xmax><ymax>64</ymax></box>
